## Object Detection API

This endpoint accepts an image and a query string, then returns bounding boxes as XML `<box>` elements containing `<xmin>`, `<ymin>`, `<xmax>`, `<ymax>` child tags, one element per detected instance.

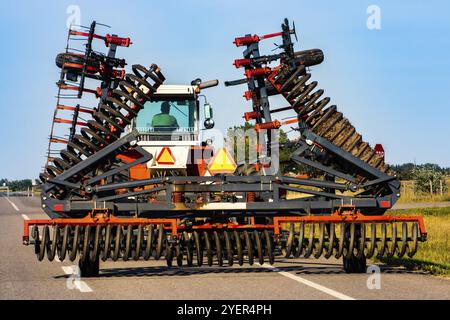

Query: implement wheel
<box><xmin>343</xmin><ymin>254</ymin><xmax>367</xmax><ymax>273</ymax></box>
<box><xmin>79</xmin><ymin>255</ymin><xmax>99</xmax><ymax>278</ymax></box>
<box><xmin>342</xmin><ymin>224</ymin><xmax>367</xmax><ymax>273</ymax></box>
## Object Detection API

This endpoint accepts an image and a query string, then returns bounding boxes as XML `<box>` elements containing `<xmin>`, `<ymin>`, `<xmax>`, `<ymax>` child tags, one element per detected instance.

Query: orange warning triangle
<box><xmin>156</xmin><ymin>147</ymin><xmax>175</xmax><ymax>165</ymax></box>
<box><xmin>208</xmin><ymin>147</ymin><xmax>237</xmax><ymax>175</ymax></box>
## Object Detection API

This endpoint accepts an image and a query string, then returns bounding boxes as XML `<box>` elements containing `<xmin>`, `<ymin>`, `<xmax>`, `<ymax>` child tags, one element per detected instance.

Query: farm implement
<box><xmin>23</xmin><ymin>19</ymin><xmax>427</xmax><ymax>277</ymax></box>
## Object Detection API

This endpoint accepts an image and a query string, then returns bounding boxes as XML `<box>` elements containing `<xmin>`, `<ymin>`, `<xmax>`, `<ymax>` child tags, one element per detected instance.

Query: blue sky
<box><xmin>0</xmin><ymin>0</ymin><xmax>449</xmax><ymax>179</ymax></box>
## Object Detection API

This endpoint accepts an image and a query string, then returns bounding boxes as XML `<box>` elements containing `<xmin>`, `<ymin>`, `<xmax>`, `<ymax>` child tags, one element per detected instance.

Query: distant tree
<box><xmin>412</xmin><ymin>167</ymin><xmax>447</xmax><ymax>195</ymax></box>
<box><xmin>0</xmin><ymin>179</ymin><xmax>32</xmax><ymax>191</ymax></box>
<box><xmin>227</xmin><ymin>123</ymin><xmax>302</xmax><ymax>174</ymax></box>
<box><xmin>390</xmin><ymin>163</ymin><xmax>416</xmax><ymax>180</ymax></box>
<box><xmin>391</xmin><ymin>163</ymin><xmax>450</xmax><ymax>180</ymax></box>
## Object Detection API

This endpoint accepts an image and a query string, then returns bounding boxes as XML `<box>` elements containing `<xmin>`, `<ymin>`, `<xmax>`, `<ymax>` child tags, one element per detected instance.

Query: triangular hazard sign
<box><xmin>208</xmin><ymin>147</ymin><xmax>237</xmax><ymax>175</ymax></box>
<box><xmin>156</xmin><ymin>147</ymin><xmax>175</xmax><ymax>165</ymax></box>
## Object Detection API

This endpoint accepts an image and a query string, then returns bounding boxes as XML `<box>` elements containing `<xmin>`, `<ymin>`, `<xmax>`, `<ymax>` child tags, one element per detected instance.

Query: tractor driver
<box><xmin>151</xmin><ymin>101</ymin><xmax>179</xmax><ymax>131</ymax></box>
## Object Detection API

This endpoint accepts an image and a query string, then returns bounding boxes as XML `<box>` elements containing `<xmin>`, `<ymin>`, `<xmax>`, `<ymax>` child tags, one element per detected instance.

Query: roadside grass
<box><xmin>397</xmin><ymin>192</ymin><xmax>450</xmax><ymax>204</ymax></box>
<box><xmin>397</xmin><ymin>178</ymin><xmax>450</xmax><ymax>203</ymax></box>
<box><xmin>375</xmin><ymin>207</ymin><xmax>450</xmax><ymax>276</ymax></box>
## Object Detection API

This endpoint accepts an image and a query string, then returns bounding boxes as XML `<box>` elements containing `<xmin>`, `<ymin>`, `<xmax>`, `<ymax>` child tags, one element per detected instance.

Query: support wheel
<box><xmin>78</xmin><ymin>256</ymin><xmax>100</xmax><ymax>278</ymax></box>
<box><xmin>342</xmin><ymin>254</ymin><xmax>367</xmax><ymax>273</ymax></box>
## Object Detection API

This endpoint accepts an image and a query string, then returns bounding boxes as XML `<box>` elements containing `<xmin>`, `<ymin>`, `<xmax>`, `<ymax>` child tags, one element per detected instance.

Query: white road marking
<box><xmin>265</xmin><ymin>265</ymin><xmax>355</xmax><ymax>300</ymax></box>
<box><xmin>21</xmin><ymin>214</ymin><xmax>30</xmax><ymax>220</ymax></box>
<box><xmin>62</xmin><ymin>266</ymin><xmax>93</xmax><ymax>293</ymax></box>
<box><xmin>5</xmin><ymin>197</ymin><xmax>19</xmax><ymax>211</ymax></box>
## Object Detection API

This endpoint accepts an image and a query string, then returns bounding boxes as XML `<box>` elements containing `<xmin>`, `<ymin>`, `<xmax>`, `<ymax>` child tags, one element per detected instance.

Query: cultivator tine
<box><xmin>278</xmin><ymin>219</ymin><xmax>424</xmax><ymax>261</ymax></box>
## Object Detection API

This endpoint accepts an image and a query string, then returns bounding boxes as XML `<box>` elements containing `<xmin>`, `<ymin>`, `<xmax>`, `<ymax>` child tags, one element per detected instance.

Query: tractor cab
<box><xmin>130</xmin><ymin>80</ymin><xmax>217</xmax><ymax>175</ymax></box>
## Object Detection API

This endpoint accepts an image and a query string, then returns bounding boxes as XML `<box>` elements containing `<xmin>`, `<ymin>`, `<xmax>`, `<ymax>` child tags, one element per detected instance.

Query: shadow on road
<box><xmin>51</xmin><ymin>260</ymin><xmax>426</xmax><ymax>279</ymax></box>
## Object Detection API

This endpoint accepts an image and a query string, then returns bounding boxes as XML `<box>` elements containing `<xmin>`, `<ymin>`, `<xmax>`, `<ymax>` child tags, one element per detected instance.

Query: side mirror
<box><xmin>204</xmin><ymin>103</ymin><xmax>213</xmax><ymax>119</ymax></box>
<box><xmin>203</xmin><ymin>103</ymin><xmax>214</xmax><ymax>129</ymax></box>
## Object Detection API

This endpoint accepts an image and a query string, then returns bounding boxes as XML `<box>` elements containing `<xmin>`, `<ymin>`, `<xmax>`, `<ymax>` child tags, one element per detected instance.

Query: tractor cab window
<box><xmin>135</xmin><ymin>97</ymin><xmax>198</xmax><ymax>141</ymax></box>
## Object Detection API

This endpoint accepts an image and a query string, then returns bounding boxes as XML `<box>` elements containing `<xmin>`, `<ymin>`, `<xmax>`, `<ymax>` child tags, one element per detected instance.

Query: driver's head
<box><xmin>161</xmin><ymin>101</ymin><xmax>170</xmax><ymax>114</ymax></box>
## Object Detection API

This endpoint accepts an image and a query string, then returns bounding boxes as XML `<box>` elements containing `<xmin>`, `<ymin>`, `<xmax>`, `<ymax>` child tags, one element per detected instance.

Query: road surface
<box><xmin>1</xmin><ymin>196</ymin><xmax>449</xmax><ymax>300</ymax></box>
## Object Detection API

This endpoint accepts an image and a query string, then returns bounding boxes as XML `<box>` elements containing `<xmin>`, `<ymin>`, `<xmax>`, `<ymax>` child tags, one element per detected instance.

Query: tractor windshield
<box><xmin>135</xmin><ymin>96</ymin><xmax>198</xmax><ymax>141</ymax></box>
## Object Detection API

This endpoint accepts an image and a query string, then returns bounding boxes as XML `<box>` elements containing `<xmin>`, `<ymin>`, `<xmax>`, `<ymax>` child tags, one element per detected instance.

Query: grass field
<box><xmin>376</xmin><ymin>207</ymin><xmax>450</xmax><ymax>276</ymax></box>
<box><xmin>398</xmin><ymin>179</ymin><xmax>450</xmax><ymax>203</ymax></box>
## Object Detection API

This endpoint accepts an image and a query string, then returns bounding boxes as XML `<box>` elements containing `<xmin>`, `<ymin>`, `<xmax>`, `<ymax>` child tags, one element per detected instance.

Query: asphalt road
<box><xmin>1</xmin><ymin>196</ymin><xmax>449</xmax><ymax>300</ymax></box>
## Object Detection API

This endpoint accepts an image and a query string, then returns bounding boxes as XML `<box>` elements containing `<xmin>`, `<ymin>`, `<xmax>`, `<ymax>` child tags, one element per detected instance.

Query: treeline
<box><xmin>390</xmin><ymin>163</ymin><xmax>450</xmax><ymax>180</ymax></box>
<box><xmin>0</xmin><ymin>179</ymin><xmax>33</xmax><ymax>191</ymax></box>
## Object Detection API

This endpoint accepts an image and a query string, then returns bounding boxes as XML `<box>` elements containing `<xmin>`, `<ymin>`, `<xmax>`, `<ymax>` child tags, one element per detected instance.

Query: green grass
<box><xmin>375</xmin><ymin>207</ymin><xmax>450</xmax><ymax>276</ymax></box>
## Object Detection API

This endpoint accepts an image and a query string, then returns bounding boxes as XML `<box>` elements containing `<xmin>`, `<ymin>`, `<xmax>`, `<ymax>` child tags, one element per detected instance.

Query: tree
<box><xmin>412</xmin><ymin>167</ymin><xmax>447</xmax><ymax>195</ymax></box>
<box><xmin>227</xmin><ymin>123</ymin><xmax>302</xmax><ymax>174</ymax></box>
<box><xmin>0</xmin><ymin>179</ymin><xmax>32</xmax><ymax>191</ymax></box>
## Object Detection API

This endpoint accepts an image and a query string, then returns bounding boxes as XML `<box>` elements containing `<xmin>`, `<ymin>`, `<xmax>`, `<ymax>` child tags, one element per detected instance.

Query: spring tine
<box><xmin>32</xmin><ymin>225</ymin><xmax>40</xmax><ymax>257</ymax></box>
<box><xmin>285</xmin><ymin>223</ymin><xmax>295</xmax><ymax>258</ymax></box>
<box><xmin>398</xmin><ymin>222</ymin><xmax>408</xmax><ymax>258</ymax></box>
<box><xmin>387</xmin><ymin>223</ymin><xmax>397</xmax><ymax>258</ymax></box>
<box><xmin>144</xmin><ymin>224</ymin><xmax>154</xmax><ymax>260</ymax></box>
<box><xmin>102</xmin><ymin>225</ymin><xmax>111</xmax><ymax>261</ymax></box>
<box><xmin>294</xmin><ymin>222</ymin><xmax>305</xmax><ymax>258</ymax></box>
<box><xmin>69</xmin><ymin>225</ymin><xmax>80</xmax><ymax>262</ymax></box>
<box><xmin>175</xmin><ymin>241</ymin><xmax>183</xmax><ymax>267</ymax></box>
<box><xmin>377</xmin><ymin>223</ymin><xmax>387</xmax><ymax>258</ymax></box>
<box><xmin>366</xmin><ymin>223</ymin><xmax>377</xmax><ymax>259</ymax></box>
<box><xmin>134</xmin><ymin>225</ymin><xmax>143</xmax><ymax>261</ymax></box>
<box><xmin>345</xmin><ymin>223</ymin><xmax>356</xmax><ymax>259</ymax></box>
<box><xmin>193</xmin><ymin>231</ymin><xmax>203</xmax><ymax>267</ymax></box>
<box><xmin>335</xmin><ymin>223</ymin><xmax>345</xmax><ymax>259</ymax></box>
<box><xmin>253</xmin><ymin>230</ymin><xmax>264</xmax><ymax>265</ymax></box>
<box><xmin>123</xmin><ymin>225</ymin><xmax>132</xmax><ymax>261</ymax></box>
<box><xmin>224</xmin><ymin>231</ymin><xmax>234</xmax><ymax>266</ymax></box>
<box><xmin>356</xmin><ymin>223</ymin><xmax>366</xmax><ymax>259</ymax></box>
<box><xmin>47</xmin><ymin>226</ymin><xmax>58</xmax><ymax>261</ymax></box>
<box><xmin>183</xmin><ymin>231</ymin><xmax>193</xmax><ymax>267</ymax></box>
<box><xmin>39</xmin><ymin>225</ymin><xmax>49</xmax><ymax>262</ymax></box>
<box><xmin>155</xmin><ymin>224</ymin><xmax>165</xmax><ymax>260</ymax></box>
<box><xmin>204</xmin><ymin>231</ymin><xmax>213</xmax><ymax>266</ymax></box>
<box><xmin>304</xmin><ymin>223</ymin><xmax>315</xmax><ymax>258</ymax></box>
<box><xmin>234</xmin><ymin>230</ymin><xmax>244</xmax><ymax>266</ymax></box>
<box><xmin>324</xmin><ymin>223</ymin><xmax>335</xmax><ymax>259</ymax></box>
<box><xmin>89</xmin><ymin>225</ymin><xmax>101</xmax><ymax>262</ymax></box>
<box><xmin>408</xmin><ymin>223</ymin><xmax>419</xmax><ymax>258</ymax></box>
<box><xmin>112</xmin><ymin>225</ymin><xmax>122</xmax><ymax>261</ymax></box>
<box><xmin>213</xmin><ymin>231</ymin><xmax>223</xmax><ymax>267</ymax></box>
<box><xmin>314</xmin><ymin>223</ymin><xmax>325</xmax><ymax>258</ymax></box>
<box><xmin>58</xmin><ymin>225</ymin><xmax>69</xmax><ymax>261</ymax></box>
<box><xmin>243</xmin><ymin>231</ymin><xmax>254</xmax><ymax>266</ymax></box>
<box><xmin>263</xmin><ymin>230</ymin><xmax>275</xmax><ymax>265</ymax></box>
